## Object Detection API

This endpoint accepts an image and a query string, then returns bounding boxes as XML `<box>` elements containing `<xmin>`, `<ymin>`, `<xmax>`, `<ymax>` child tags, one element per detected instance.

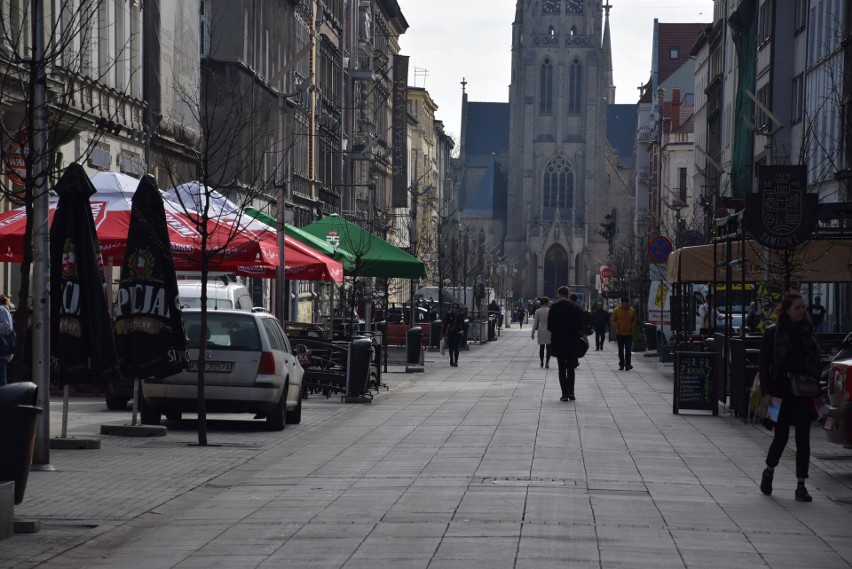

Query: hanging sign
<box><xmin>746</xmin><ymin>165</ymin><xmax>817</xmax><ymax>250</ymax></box>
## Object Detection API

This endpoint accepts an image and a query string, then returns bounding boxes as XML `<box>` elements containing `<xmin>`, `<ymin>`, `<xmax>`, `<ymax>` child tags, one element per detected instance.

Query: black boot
<box><xmin>795</xmin><ymin>482</ymin><xmax>812</xmax><ymax>502</ymax></box>
<box><xmin>760</xmin><ymin>468</ymin><xmax>773</xmax><ymax>496</ymax></box>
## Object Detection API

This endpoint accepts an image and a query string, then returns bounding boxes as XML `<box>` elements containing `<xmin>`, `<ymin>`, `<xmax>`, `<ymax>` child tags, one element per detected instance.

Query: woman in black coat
<box><xmin>758</xmin><ymin>291</ymin><xmax>820</xmax><ymax>502</ymax></box>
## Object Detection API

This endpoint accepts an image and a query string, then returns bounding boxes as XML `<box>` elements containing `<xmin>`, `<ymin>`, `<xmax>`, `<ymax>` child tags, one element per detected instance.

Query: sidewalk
<box><xmin>3</xmin><ymin>326</ymin><xmax>852</xmax><ymax>568</ymax></box>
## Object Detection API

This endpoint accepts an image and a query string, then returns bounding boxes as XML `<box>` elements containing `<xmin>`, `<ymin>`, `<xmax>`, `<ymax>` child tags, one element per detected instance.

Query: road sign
<box><xmin>648</xmin><ymin>236</ymin><xmax>673</xmax><ymax>264</ymax></box>
<box><xmin>600</xmin><ymin>266</ymin><xmax>613</xmax><ymax>279</ymax></box>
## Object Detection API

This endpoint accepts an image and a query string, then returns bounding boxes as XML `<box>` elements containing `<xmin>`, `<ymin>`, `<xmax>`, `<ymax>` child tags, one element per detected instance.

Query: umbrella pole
<box><xmin>61</xmin><ymin>385</ymin><xmax>70</xmax><ymax>438</ymax></box>
<box><xmin>131</xmin><ymin>378</ymin><xmax>140</xmax><ymax>426</ymax></box>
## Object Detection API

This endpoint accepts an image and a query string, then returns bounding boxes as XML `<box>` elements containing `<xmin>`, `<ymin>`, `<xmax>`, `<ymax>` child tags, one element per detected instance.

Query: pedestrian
<box><xmin>758</xmin><ymin>290</ymin><xmax>820</xmax><ymax>502</ymax></box>
<box><xmin>807</xmin><ymin>295</ymin><xmax>826</xmax><ymax>333</ymax></box>
<box><xmin>0</xmin><ymin>294</ymin><xmax>14</xmax><ymax>386</ymax></box>
<box><xmin>698</xmin><ymin>292</ymin><xmax>723</xmax><ymax>334</ymax></box>
<box><xmin>488</xmin><ymin>299</ymin><xmax>503</xmax><ymax>329</ymax></box>
<box><xmin>610</xmin><ymin>297</ymin><xmax>636</xmax><ymax>371</ymax></box>
<box><xmin>746</xmin><ymin>301</ymin><xmax>759</xmax><ymax>334</ymax></box>
<box><xmin>442</xmin><ymin>302</ymin><xmax>465</xmax><ymax>367</ymax></box>
<box><xmin>547</xmin><ymin>286</ymin><xmax>583</xmax><ymax>401</ymax></box>
<box><xmin>515</xmin><ymin>306</ymin><xmax>525</xmax><ymax>329</ymax></box>
<box><xmin>591</xmin><ymin>302</ymin><xmax>610</xmax><ymax>351</ymax></box>
<box><xmin>531</xmin><ymin>297</ymin><xmax>551</xmax><ymax>368</ymax></box>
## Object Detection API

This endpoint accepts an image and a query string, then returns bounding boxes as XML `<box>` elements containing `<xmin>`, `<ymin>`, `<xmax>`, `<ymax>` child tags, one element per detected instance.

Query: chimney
<box><xmin>671</xmin><ymin>88</ymin><xmax>681</xmax><ymax>130</ymax></box>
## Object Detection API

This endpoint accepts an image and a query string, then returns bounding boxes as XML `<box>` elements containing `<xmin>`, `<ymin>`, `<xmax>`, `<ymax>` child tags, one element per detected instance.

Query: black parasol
<box><xmin>114</xmin><ymin>175</ymin><xmax>188</xmax><ymax>379</ymax></box>
<box><xmin>49</xmin><ymin>163</ymin><xmax>119</xmax><ymax>387</ymax></box>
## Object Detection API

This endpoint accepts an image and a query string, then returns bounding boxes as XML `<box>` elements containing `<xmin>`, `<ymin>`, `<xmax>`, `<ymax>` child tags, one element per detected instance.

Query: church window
<box><xmin>543</xmin><ymin>156</ymin><xmax>573</xmax><ymax>209</ymax></box>
<box><xmin>568</xmin><ymin>59</ymin><xmax>582</xmax><ymax>115</ymax></box>
<box><xmin>540</xmin><ymin>59</ymin><xmax>553</xmax><ymax>115</ymax></box>
<box><xmin>548</xmin><ymin>25</ymin><xmax>556</xmax><ymax>37</ymax></box>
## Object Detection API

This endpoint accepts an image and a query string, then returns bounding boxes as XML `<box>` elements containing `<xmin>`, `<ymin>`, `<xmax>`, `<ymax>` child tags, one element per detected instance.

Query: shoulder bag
<box><xmin>788</xmin><ymin>371</ymin><xmax>821</xmax><ymax>397</ymax></box>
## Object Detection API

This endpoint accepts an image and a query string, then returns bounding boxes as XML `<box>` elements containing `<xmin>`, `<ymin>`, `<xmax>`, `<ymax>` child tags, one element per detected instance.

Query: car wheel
<box><xmin>165</xmin><ymin>410</ymin><xmax>182</xmax><ymax>422</ymax></box>
<box><xmin>105</xmin><ymin>393</ymin><xmax>128</xmax><ymax>411</ymax></box>
<box><xmin>285</xmin><ymin>396</ymin><xmax>302</xmax><ymax>425</ymax></box>
<box><xmin>266</xmin><ymin>384</ymin><xmax>287</xmax><ymax>431</ymax></box>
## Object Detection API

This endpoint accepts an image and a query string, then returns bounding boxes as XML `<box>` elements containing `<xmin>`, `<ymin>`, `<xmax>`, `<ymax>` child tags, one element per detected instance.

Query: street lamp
<box><xmin>600</xmin><ymin>212</ymin><xmax>617</xmax><ymax>254</ymax></box>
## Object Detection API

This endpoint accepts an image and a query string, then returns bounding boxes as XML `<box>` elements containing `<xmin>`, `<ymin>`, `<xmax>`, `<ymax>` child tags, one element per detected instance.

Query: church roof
<box><xmin>464</xmin><ymin>102</ymin><xmax>510</xmax><ymax>156</ymax></box>
<box><xmin>607</xmin><ymin>104</ymin><xmax>637</xmax><ymax>167</ymax></box>
<box><xmin>461</xmin><ymin>159</ymin><xmax>497</xmax><ymax>219</ymax></box>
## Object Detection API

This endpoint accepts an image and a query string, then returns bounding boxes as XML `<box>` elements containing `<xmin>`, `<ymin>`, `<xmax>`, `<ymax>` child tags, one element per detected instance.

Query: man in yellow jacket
<box><xmin>610</xmin><ymin>297</ymin><xmax>636</xmax><ymax>371</ymax></box>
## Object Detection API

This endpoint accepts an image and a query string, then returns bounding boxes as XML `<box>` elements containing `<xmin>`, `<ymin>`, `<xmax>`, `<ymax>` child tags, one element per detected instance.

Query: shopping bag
<box><xmin>440</xmin><ymin>338</ymin><xmax>446</xmax><ymax>356</ymax></box>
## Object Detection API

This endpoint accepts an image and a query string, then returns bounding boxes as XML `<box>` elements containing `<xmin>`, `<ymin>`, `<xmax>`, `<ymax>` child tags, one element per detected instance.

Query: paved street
<box><xmin>3</xmin><ymin>325</ymin><xmax>852</xmax><ymax>568</ymax></box>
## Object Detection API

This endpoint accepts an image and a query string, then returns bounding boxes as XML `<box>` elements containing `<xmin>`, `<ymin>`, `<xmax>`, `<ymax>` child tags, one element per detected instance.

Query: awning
<box><xmin>667</xmin><ymin>239</ymin><xmax>852</xmax><ymax>284</ymax></box>
<box><xmin>301</xmin><ymin>214</ymin><xmax>427</xmax><ymax>279</ymax></box>
<box><xmin>244</xmin><ymin>207</ymin><xmax>356</xmax><ymax>271</ymax></box>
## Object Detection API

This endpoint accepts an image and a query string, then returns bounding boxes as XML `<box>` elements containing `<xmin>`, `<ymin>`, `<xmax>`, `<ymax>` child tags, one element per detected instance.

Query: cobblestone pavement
<box><xmin>3</xmin><ymin>326</ymin><xmax>852</xmax><ymax>568</ymax></box>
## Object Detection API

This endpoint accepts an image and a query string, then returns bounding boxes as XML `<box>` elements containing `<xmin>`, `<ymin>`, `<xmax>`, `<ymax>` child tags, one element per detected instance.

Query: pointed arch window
<box><xmin>540</xmin><ymin>58</ymin><xmax>553</xmax><ymax>115</ymax></box>
<box><xmin>543</xmin><ymin>156</ymin><xmax>573</xmax><ymax>209</ymax></box>
<box><xmin>570</xmin><ymin>25</ymin><xmax>577</xmax><ymax>36</ymax></box>
<box><xmin>568</xmin><ymin>58</ymin><xmax>582</xmax><ymax>115</ymax></box>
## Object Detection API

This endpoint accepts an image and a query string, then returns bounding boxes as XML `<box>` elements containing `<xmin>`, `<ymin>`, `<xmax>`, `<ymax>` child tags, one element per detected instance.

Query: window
<box><xmin>794</xmin><ymin>0</ymin><xmax>807</xmax><ymax>32</ymax></box>
<box><xmin>540</xmin><ymin>59</ymin><xmax>553</xmax><ymax>115</ymax></box>
<box><xmin>791</xmin><ymin>74</ymin><xmax>803</xmax><ymax>123</ymax></box>
<box><xmin>758</xmin><ymin>0</ymin><xmax>773</xmax><ymax>44</ymax></box>
<box><xmin>669</xmin><ymin>47</ymin><xmax>680</xmax><ymax>59</ymax></box>
<box><xmin>678</xmin><ymin>168</ymin><xmax>687</xmax><ymax>203</ymax></box>
<box><xmin>568</xmin><ymin>59</ymin><xmax>582</xmax><ymax>115</ymax></box>
<box><xmin>543</xmin><ymin>156</ymin><xmax>574</xmax><ymax>209</ymax></box>
<box><xmin>755</xmin><ymin>84</ymin><xmax>771</xmax><ymax>132</ymax></box>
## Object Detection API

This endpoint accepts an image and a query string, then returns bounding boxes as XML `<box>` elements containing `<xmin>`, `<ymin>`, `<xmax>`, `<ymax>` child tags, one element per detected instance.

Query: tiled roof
<box><xmin>607</xmin><ymin>104</ymin><xmax>637</xmax><ymax>166</ymax></box>
<box><xmin>639</xmin><ymin>22</ymin><xmax>708</xmax><ymax>103</ymax></box>
<box><xmin>465</xmin><ymin>102</ymin><xmax>510</xmax><ymax>156</ymax></box>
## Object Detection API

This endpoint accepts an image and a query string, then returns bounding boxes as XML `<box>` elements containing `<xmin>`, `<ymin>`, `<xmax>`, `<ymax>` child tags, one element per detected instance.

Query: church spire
<box><xmin>602</xmin><ymin>0</ymin><xmax>616</xmax><ymax>103</ymax></box>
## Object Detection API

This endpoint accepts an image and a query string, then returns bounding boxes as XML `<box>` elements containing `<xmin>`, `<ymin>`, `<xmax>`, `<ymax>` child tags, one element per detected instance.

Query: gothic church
<box><xmin>457</xmin><ymin>0</ymin><xmax>635</xmax><ymax>300</ymax></box>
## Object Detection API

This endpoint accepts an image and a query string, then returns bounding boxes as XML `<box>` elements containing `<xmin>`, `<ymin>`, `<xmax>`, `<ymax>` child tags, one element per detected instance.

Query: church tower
<box><xmin>505</xmin><ymin>0</ymin><xmax>616</xmax><ymax>298</ymax></box>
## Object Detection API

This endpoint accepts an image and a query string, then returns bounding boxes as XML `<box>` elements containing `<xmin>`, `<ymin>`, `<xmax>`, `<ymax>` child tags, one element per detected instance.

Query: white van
<box><xmin>178</xmin><ymin>280</ymin><xmax>254</xmax><ymax>311</ymax></box>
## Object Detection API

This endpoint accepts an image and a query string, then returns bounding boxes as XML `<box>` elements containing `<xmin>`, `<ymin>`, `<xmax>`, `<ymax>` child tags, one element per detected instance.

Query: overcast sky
<box><xmin>395</xmin><ymin>0</ymin><xmax>712</xmax><ymax>142</ymax></box>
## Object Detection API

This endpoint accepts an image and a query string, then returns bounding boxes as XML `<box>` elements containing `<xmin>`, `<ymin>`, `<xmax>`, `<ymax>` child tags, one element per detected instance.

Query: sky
<box><xmin>395</xmin><ymin>0</ymin><xmax>713</xmax><ymax>143</ymax></box>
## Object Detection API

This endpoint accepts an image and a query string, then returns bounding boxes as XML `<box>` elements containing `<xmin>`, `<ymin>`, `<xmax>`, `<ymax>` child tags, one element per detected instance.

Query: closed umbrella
<box><xmin>49</xmin><ymin>163</ymin><xmax>120</xmax><ymax>388</ymax></box>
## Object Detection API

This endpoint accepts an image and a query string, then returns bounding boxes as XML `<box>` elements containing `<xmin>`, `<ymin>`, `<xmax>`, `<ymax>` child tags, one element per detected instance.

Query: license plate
<box><xmin>188</xmin><ymin>361</ymin><xmax>233</xmax><ymax>373</ymax></box>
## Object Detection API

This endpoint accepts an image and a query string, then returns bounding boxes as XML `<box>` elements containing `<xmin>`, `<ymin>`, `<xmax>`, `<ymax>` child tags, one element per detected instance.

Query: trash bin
<box><xmin>429</xmin><ymin>320</ymin><xmax>443</xmax><ymax>349</ymax></box>
<box><xmin>406</xmin><ymin>327</ymin><xmax>423</xmax><ymax>365</ymax></box>
<box><xmin>644</xmin><ymin>323</ymin><xmax>658</xmax><ymax>351</ymax></box>
<box><xmin>488</xmin><ymin>315</ymin><xmax>497</xmax><ymax>340</ymax></box>
<box><xmin>348</xmin><ymin>339</ymin><xmax>373</xmax><ymax>396</ymax></box>
<box><xmin>0</xmin><ymin>382</ymin><xmax>42</xmax><ymax>505</ymax></box>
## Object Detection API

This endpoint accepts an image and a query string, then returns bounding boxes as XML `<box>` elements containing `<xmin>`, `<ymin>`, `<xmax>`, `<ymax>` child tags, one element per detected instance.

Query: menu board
<box><xmin>673</xmin><ymin>352</ymin><xmax>718</xmax><ymax>415</ymax></box>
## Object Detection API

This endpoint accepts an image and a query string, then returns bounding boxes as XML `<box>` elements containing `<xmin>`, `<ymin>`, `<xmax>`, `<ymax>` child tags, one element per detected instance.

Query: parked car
<box><xmin>824</xmin><ymin>333</ymin><xmax>852</xmax><ymax>445</ymax></box>
<box><xmin>178</xmin><ymin>279</ymin><xmax>254</xmax><ymax>310</ymax></box>
<box><xmin>140</xmin><ymin>308</ymin><xmax>304</xmax><ymax>430</ymax></box>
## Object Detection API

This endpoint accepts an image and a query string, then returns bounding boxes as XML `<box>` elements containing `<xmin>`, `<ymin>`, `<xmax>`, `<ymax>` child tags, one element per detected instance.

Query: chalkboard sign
<box><xmin>673</xmin><ymin>351</ymin><xmax>718</xmax><ymax>415</ymax></box>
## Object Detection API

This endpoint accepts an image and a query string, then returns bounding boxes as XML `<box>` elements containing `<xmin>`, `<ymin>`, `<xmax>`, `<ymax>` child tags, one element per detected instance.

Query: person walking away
<box><xmin>807</xmin><ymin>295</ymin><xmax>826</xmax><ymax>333</ymax></box>
<box><xmin>610</xmin><ymin>297</ymin><xmax>636</xmax><ymax>370</ymax></box>
<box><xmin>488</xmin><ymin>299</ymin><xmax>503</xmax><ymax>329</ymax></box>
<box><xmin>442</xmin><ymin>302</ymin><xmax>465</xmax><ymax>367</ymax></box>
<box><xmin>531</xmin><ymin>297</ymin><xmax>552</xmax><ymax>368</ymax></box>
<box><xmin>591</xmin><ymin>302</ymin><xmax>610</xmax><ymax>351</ymax></box>
<box><xmin>0</xmin><ymin>294</ymin><xmax>14</xmax><ymax>385</ymax></box>
<box><xmin>515</xmin><ymin>306</ymin><xmax>525</xmax><ymax>329</ymax></box>
<box><xmin>699</xmin><ymin>292</ymin><xmax>723</xmax><ymax>335</ymax></box>
<box><xmin>746</xmin><ymin>301</ymin><xmax>759</xmax><ymax>334</ymax></box>
<box><xmin>758</xmin><ymin>291</ymin><xmax>820</xmax><ymax>502</ymax></box>
<box><xmin>547</xmin><ymin>286</ymin><xmax>582</xmax><ymax>401</ymax></box>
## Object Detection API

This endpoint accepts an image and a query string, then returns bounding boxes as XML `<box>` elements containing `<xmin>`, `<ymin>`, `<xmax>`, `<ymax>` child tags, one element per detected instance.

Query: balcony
<box><xmin>638</xmin><ymin>127</ymin><xmax>657</xmax><ymax>145</ymax></box>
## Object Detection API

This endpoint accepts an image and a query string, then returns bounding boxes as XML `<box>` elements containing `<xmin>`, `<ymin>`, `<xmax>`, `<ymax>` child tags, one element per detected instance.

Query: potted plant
<box><xmin>632</xmin><ymin>323</ymin><xmax>647</xmax><ymax>352</ymax></box>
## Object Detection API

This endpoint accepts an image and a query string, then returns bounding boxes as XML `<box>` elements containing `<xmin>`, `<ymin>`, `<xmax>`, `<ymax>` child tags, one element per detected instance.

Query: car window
<box><xmin>273</xmin><ymin>319</ymin><xmax>291</xmax><ymax>353</ymax></box>
<box><xmin>184</xmin><ymin>313</ymin><xmax>259</xmax><ymax>350</ymax></box>
<box><xmin>262</xmin><ymin>318</ymin><xmax>285</xmax><ymax>351</ymax></box>
<box><xmin>180</xmin><ymin>297</ymin><xmax>234</xmax><ymax>309</ymax></box>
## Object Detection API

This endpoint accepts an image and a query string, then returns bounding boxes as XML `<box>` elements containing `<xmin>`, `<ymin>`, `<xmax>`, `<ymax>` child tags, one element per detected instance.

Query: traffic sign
<box><xmin>648</xmin><ymin>235</ymin><xmax>673</xmax><ymax>264</ymax></box>
<box><xmin>600</xmin><ymin>266</ymin><xmax>613</xmax><ymax>279</ymax></box>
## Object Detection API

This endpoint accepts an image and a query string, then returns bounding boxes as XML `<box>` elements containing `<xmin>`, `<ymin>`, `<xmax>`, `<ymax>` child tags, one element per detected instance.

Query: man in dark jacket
<box><xmin>547</xmin><ymin>286</ymin><xmax>583</xmax><ymax>401</ymax></box>
<box><xmin>591</xmin><ymin>303</ymin><xmax>610</xmax><ymax>351</ymax></box>
<box><xmin>442</xmin><ymin>303</ymin><xmax>465</xmax><ymax>367</ymax></box>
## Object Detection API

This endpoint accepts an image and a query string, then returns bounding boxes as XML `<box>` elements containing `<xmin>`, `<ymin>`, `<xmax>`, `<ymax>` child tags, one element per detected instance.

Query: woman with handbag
<box><xmin>531</xmin><ymin>297</ymin><xmax>551</xmax><ymax>368</ymax></box>
<box><xmin>758</xmin><ymin>291</ymin><xmax>820</xmax><ymax>502</ymax></box>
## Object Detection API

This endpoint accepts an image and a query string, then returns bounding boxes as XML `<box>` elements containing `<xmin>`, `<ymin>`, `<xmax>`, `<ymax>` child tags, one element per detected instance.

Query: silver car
<box><xmin>141</xmin><ymin>309</ymin><xmax>304</xmax><ymax>430</ymax></box>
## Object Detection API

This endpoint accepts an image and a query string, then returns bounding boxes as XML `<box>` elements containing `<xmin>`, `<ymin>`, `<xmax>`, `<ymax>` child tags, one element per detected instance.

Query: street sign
<box><xmin>648</xmin><ymin>235</ymin><xmax>673</xmax><ymax>264</ymax></box>
<box><xmin>600</xmin><ymin>266</ymin><xmax>613</xmax><ymax>279</ymax></box>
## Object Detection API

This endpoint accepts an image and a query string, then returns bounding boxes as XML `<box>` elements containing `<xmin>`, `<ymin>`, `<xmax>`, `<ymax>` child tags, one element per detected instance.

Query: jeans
<box><xmin>555</xmin><ymin>353</ymin><xmax>576</xmax><ymax>396</ymax></box>
<box><xmin>616</xmin><ymin>335</ymin><xmax>633</xmax><ymax>367</ymax></box>
<box><xmin>594</xmin><ymin>328</ymin><xmax>605</xmax><ymax>350</ymax></box>
<box><xmin>447</xmin><ymin>334</ymin><xmax>460</xmax><ymax>364</ymax></box>
<box><xmin>766</xmin><ymin>398</ymin><xmax>812</xmax><ymax>479</ymax></box>
<box><xmin>539</xmin><ymin>344</ymin><xmax>550</xmax><ymax>365</ymax></box>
